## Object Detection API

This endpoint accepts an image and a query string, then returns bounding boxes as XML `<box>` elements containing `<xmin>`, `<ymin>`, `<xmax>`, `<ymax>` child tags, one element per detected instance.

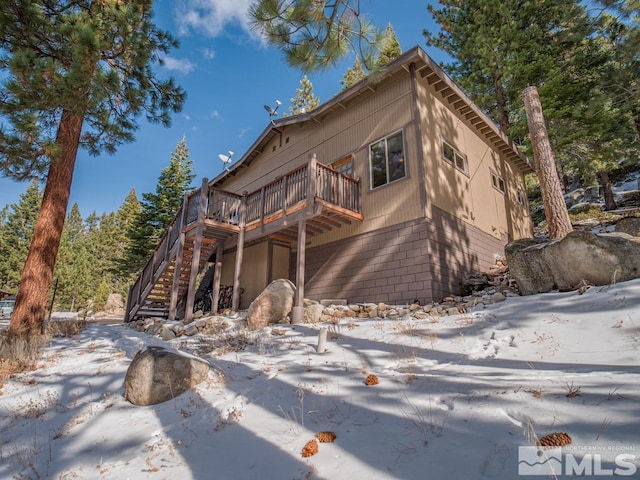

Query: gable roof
<box><xmin>211</xmin><ymin>45</ymin><xmax>534</xmax><ymax>187</ymax></box>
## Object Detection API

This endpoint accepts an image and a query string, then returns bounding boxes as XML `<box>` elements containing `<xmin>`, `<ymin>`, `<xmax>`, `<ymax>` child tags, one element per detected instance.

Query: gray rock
<box><xmin>304</xmin><ymin>303</ymin><xmax>325</xmax><ymax>323</ymax></box>
<box><xmin>490</xmin><ymin>292</ymin><xmax>506</xmax><ymax>303</ymax></box>
<box><xmin>160</xmin><ymin>326</ymin><xmax>176</xmax><ymax>341</ymax></box>
<box><xmin>506</xmin><ymin>231</ymin><xmax>640</xmax><ymax>295</ymax></box>
<box><xmin>124</xmin><ymin>346</ymin><xmax>210</xmax><ymax>406</ymax></box>
<box><xmin>616</xmin><ymin>217</ymin><xmax>640</xmax><ymax>237</ymax></box>
<box><xmin>184</xmin><ymin>323</ymin><xmax>199</xmax><ymax>336</ymax></box>
<box><xmin>246</xmin><ymin>278</ymin><xmax>295</xmax><ymax>330</ymax></box>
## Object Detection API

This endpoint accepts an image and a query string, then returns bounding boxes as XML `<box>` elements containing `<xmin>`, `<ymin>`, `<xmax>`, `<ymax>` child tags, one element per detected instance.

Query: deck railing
<box><xmin>126</xmin><ymin>156</ymin><xmax>361</xmax><ymax>320</ymax></box>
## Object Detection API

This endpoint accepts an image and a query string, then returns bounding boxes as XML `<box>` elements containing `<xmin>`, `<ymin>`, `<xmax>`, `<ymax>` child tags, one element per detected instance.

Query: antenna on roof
<box><xmin>218</xmin><ymin>150</ymin><xmax>233</xmax><ymax>172</ymax></box>
<box><xmin>264</xmin><ymin>100</ymin><xmax>282</xmax><ymax>124</ymax></box>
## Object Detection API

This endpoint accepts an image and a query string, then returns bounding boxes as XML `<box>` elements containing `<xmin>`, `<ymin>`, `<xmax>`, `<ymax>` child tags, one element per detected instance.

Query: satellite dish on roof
<box><xmin>264</xmin><ymin>100</ymin><xmax>282</xmax><ymax>121</ymax></box>
<box><xmin>218</xmin><ymin>151</ymin><xmax>233</xmax><ymax>171</ymax></box>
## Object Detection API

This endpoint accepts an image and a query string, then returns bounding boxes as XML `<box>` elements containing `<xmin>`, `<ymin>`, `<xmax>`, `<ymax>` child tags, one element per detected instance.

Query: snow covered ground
<box><xmin>1</xmin><ymin>279</ymin><xmax>639</xmax><ymax>479</ymax></box>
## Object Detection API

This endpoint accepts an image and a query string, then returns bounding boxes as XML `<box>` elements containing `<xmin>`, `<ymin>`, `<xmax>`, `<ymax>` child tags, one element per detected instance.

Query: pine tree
<box><xmin>341</xmin><ymin>57</ymin><xmax>366</xmax><ymax>90</ymax></box>
<box><xmin>112</xmin><ymin>189</ymin><xmax>141</xmax><ymax>294</ymax></box>
<box><xmin>0</xmin><ymin>181</ymin><xmax>42</xmax><ymax>292</ymax></box>
<box><xmin>375</xmin><ymin>23</ymin><xmax>402</xmax><ymax>68</ymax></box>
<box><xmin>286</xmin><ymin>76</ymin><xmax>320</xmax><ymax>116</ymax></box>
<box><xmin>249</xmin><ymin>0</ymin><xmax>383</xmax><ymax>71</ymax></box>
<box><xmin>54</xmin><ymin>204</ymin><xmax>93</xmax><ymax>311</ymax></box>
<box><xmin>123</xmin><ymin>138</ymin><xmax>195</xmax><ymax>275</ymax></box>
<box><xmin>1</xmin><ymin>0</ymin><xmax>185</xmax><ymax>338</ymax></box>
<box><xmin>340</xmin><ymin>24</ymin><xmax>401</xmax><ymax>90</ymax></box>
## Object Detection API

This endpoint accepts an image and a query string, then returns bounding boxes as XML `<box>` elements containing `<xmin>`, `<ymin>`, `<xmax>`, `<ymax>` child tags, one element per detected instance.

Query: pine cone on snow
<box><xmin>536</xmin><ymin>432</ymin><xmax>572</xmax><ymax>448</ymax></box>
<box><xmin>365</xmin><ymin>374</ymin><xmax>379</xmax><ymax>386</ymax></box>
<box><xmin>301</xmin><ymin>439</ymin><xmax>318</xmax><ymax>457</ymax></box>
<box><xmin>315</xmin><ymin>431</ymin><xmax>337</xmax><ymax>443</ymax></box>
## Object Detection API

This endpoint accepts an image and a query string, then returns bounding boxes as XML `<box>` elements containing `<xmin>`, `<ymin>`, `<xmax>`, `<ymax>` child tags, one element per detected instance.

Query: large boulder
<box><xmin>103</xmin><ymin>293</ymin><xmax>124</xmax><ymax>316</ymax></box>
<box><xmin>246</xmin><ymin>279</ymin><xmax>295</xmax><ymax>330</ymax></box>
<box><xmin>124</xmin><ymin>346</ymin><xmax>210</xmax><ymax>406</ymax></box>
<box><xmin>506</xmin><ymin>231</ymin><xmax>640</xmax><ymax>295</ymax></box>
<box><xmin>616</xmin><ymin>217</ymin><xmax>640</xmax><ymax>237</ymax></box>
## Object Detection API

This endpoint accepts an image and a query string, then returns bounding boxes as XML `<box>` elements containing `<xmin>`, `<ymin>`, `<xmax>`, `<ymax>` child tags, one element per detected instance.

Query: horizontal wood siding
<box><xmin>297</xmin><ymin>207</ymin><xmax>507</xmax><ymax>304</ymax></box>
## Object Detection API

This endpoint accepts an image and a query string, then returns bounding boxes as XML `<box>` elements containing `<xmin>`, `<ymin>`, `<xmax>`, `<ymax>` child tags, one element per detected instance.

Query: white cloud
<box><xmin>238</xmin><ymin>127</ymin><xmax>251</xmax><ymax>139</ymax></box>
<box><xmin>202</xmin><ymin>48</ymin><xmax>216</xmax><ymax>60</ymax></box>
<box><xmin>210</xmin><ymin>110</ymin><xmax>221</xmax><ymax>120</ymax></box>
<box><xmin>175</xmin><ymin>0</ymin><xmax>257</xmax><ymax>38</ymax></box>
<box><xmin>161</xmin><ymin>56</ymin><xmax>196</xmax><ymax>74</ymax></box>
<box><xmin>183</xmin><ymin>114</ymin><xmax>191</xmax><ymax>121</ymax></box>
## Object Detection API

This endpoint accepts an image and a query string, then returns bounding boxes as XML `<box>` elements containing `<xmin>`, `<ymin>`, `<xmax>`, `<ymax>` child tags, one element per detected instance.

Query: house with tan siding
<box><xmin>125</xmin><ymin>46</ymin><xmax>534</xmax><ymax>323</ymax></box>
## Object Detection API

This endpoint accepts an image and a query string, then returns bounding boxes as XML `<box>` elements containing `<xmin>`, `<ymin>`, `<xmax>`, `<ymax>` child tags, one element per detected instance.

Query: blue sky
<box><xmin>0</xmin><ymin>0</ymin><xmax>447</xmax><ymax>217</ymax></box>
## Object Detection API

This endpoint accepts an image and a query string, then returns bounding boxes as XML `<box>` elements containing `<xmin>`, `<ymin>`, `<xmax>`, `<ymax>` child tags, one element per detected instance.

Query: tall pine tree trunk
<box><xmin>8</xmin><ymin>109</ymin><xmax>84</xmax><ymax>337</ymax></box>
<box><xmin>523</xmin><ymin>85</ymin><xmax>573</xmax><ymax>239</ymax></box>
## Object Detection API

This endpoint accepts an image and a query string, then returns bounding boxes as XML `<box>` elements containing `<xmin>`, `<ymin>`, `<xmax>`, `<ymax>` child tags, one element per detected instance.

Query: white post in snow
<box><xmin>317</xmin><ymin>327</ymin><xmax>328</xmax><ymax>353</ymax></box>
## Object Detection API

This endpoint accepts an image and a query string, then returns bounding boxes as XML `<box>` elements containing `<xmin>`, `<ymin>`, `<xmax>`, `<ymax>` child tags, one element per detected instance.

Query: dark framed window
<box><xmin>516</xmin><ymin>189</ymin><xmax>528</xmax><ymax>207</ymax></box>
<box><xmin>369</xmin><ymin>130</ymin><xmax>406</xmax><ymax>189</ymax></box>
<box><xmin>442</xmin><ymin>141</ymin><xmax>468</xmax><ymax>174</ymax></box>
<box><xmin>491</xmin><ymin>171</ymin><xmax>506</xmax><ymax>193</ymax></box>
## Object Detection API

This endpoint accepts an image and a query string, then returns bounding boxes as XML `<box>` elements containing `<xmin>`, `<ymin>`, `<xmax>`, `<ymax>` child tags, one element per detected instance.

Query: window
<box><xmin>516</xmin><ymin>189</ymin><xmax>528</xmax><ymax>207</ymax></box>
<box><xmin>332</xmin><ymin>155</ymin><xmax>354</xmax><ymax>177</ymax></box>
<box><xmin>369</xmin><ymin>131</ymin><xmax>406</xmax><ymax>188</ymax></box>
<box><xmin>491</xmin><ymin>171</ymin><xmax>506</xmax><ymax>193</ymax></box>
<box><xmin>442</xmin><ymin>141</ymin><xmax>468</xmax><ymax>174</ymax></box>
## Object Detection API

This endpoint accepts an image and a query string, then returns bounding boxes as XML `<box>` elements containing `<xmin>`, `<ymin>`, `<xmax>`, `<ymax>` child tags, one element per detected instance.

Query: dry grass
<box><xmin>0</xmin><ymin>320</ymin><xmax>87</xmax><ymax>389</ymax></box>
<box><xmin>565</xmin><ymin>382</ymin><xmax>581</xmax><ymax>398</ymax></box>
<box><xmin>524</xmin><ymin>387</ymin><xmax>546</xmax><ymax>398</ymax></box>
<box><xmin>191</xmin><ymin>328</ymin><xmax>259</xmax><ymax>355</ymax></box>
<box><xmin>45</xmin><ymin>319</ymin><xmax>87</xmax><ymax>338</ymax></box>
<box><xmin>0</xmin><ymin>332</ymin><xmax>50</xmax><ymax>390</ymax></box>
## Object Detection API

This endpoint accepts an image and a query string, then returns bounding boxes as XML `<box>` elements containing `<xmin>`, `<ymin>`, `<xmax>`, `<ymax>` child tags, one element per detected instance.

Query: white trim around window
<box><xmin>442</xmin><ymin>140</ymin><xmax>468</xmax><ymax>175</ymax></box>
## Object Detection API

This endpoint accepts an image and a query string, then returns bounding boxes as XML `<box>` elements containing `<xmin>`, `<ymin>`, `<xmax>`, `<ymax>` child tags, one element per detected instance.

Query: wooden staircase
<box><xmin>125</xmin><ymin>156</ymin><xmax>362</xmax><ymax>323</ymax></box>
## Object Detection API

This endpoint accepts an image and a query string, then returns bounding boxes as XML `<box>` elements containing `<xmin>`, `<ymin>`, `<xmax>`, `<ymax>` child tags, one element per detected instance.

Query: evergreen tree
<box><xmin>123</xmin><ymin>138</ymin><xmax>195</xmax><ymax>275</ymax></box>
<box><xmin>83</xmin><ymin>211</ymin><xmax>120</xmax><ymax>310</ymax></box>
<box><xmin>250</xmin><ymin>0</ymin><xmax>384</xmax><ymax>71</ymax></box>
<box><xmin>1</xmin><ymin>0</ymin><xmax>185</xmax><ymax>338</ymax></box>
<box><xmin>341</xmin><ymin>57</ymin><xmax>367</xmax><ymax>90</ymax></box>
<box><xmin>286</xmin><ymin>75</ymin><xmax>320</xmax><ymax>116</ymax></box>
<box><xmin>340</xmin><ymin>24</ymin><xmax>401</xmax><ymax>90</ymax></box>
<box><xmin>54</xmin><ymin>204</ymin><xmax>92</xmax><ymax>311</ymax></box>
<box><xmin>112</xmin><ymin>189</ymin><xmax>141</xmax><ymax>294</ymax></box>
<box><xmin>0</xmin><ymin>181</ymin><xmax>42</xmax><ymax>292</ymax></box>
<box><xmin>375</xmin><ymin>23</ymin><xmax>402</xmax><ymax>68</ymax></box>
<box><xmin>424</xmin><ymin>1</ymin><xmax>595</xmax><ymax>136</ymax></box>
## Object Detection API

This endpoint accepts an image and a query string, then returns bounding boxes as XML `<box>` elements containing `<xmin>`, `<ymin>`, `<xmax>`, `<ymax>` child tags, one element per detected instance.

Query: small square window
<box><xmin>516</xmin><ymin>190</ymin><xmax>528</xmax><ymax>207</ymax></box>
<box><xmin>442</xmin><ymin>141</ymin><xmax>468</xmax><ymax>174</ymax></box>
<box><xmin>491</xmin><ymin>171</ymin><xmax>506</xmax><ymax>193</ymax></box>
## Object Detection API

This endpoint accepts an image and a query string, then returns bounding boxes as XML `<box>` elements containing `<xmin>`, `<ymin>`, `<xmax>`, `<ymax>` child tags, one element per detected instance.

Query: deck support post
<box><xmin>292</xmin><ymin>154</ymin><xmax>316</xmax><ymax>324</ymax></box>
<box><xmin>292</xmin><ymin>217</ymin><xmax>307</xmax><ymax>324</ymax></box>
<box><xmin>183</xmin><ymin>178</ymin><xmax>209</xmax><ymax>324</ymax></box>
<box><xmin>212</xmin><ymin>242</ymin><xmax>224</xmax><ymax>314</ymax></box>
<box><xmin>232</xmin><ymin>192</ymin><xmax>247</xmax><ymax>311</ymax></box>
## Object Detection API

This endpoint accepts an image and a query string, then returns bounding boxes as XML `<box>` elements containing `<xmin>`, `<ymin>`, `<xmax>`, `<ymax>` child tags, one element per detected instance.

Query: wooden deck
<box><xmin>125</xmin><ymin>156</ymin><xmax>362</xmax><ymax>322</ymax></box>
